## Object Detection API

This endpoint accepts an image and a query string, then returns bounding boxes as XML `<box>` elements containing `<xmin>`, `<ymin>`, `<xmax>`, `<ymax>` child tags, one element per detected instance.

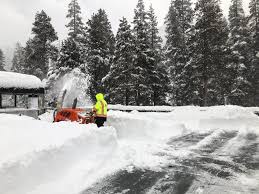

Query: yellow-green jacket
<box><xmin>93</xmin><ymin>93</ymin><xmax>107</xmax><ymax>117</ymax></box>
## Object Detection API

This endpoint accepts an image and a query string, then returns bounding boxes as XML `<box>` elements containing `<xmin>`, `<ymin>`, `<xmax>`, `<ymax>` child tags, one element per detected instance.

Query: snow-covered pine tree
<box><xmin>66</xmin><ymin>0</ymin><xmax>85</xmax><ymax>42</ymax></box>
<box><xmin>87</xmin><ymin>9</ymin><xmax>115</xmax><ymax>101</ymax></box>
<box><xmin>45</xmin><ymin>57</ymin><xmax>66</xmax><ymax>106</ymax></box>
<box><xmin>64</xmin><ymin>0</ymin><xmax>87</xmax><ymax>71</ymax></box>
<box><xmin>104</xmin><ymin>17</ymin><xmax>135</xmax><ymax>105</ymax></box>
<box><xmin>164</xmin><ymin>0</ymin><xmax>193</xmax><ymax>106</ymax></box>
<box><xmin>0</xmin><ymin>49</ymin><xmax>5</xmax><ymax>71</ymax></box>
<box><xmin>57</xmin><ymin>39</ymin><xmax>84</xmax><ymax>70</ymax></box>
<box><xmin>165</xmin><ymin>2</ymin><xmax>182</xmax><ymax>105</ymax></box>
<box><xmin>24</xmin><ymin>10</ymin><xmax>58</xmax><ymax>79</ymax></box>
<box><xmin>190</xmin><ymin>0</ymin><xmax>229</xmax><ymax>106</ymax></box>
<box><xmin>11</xmin><ymin>42</ymin><xmax>26</xmax><ymax>73</ymax></box>
<box><xmin>228</xmin><ymin>0</ymin><xmax>251</xmax><ymax>105</ymax></box>
<box><xmin>46</xmin><ymin>58</ymin><xmax>56</xmax><ymax>81</ymax></box>
<box><xmin>46</xmin><ymin>1</ymin><xmax>86</xmax><ymax>106</ymax></box>
<box><xmin>248</xmin><ymin>0</ymin><xmax>259</xmax><ymax>105</ymax></box>
<box><xmin>147</xmin><ymin>5</ymin><xmax>169</xmax><ymax>105</ymax></box>
<box><xmin>132</xmin><ymin>0</ymin><xmax>153</xmax><ymax>105</ymax></box>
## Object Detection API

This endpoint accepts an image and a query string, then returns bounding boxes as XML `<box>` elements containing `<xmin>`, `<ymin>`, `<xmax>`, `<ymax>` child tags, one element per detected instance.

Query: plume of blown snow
<box><xmin>61</xmin><ymin>68</ymin><xmax>92</xmax><ymax>107</ymax></box>
<box><xmin>47</xmin><ymin>68</ymin><xmax>92</xmax><ymax>107</ymax></box>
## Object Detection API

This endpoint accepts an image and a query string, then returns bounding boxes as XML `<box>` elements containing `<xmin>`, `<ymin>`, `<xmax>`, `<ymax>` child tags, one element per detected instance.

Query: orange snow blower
<box><xmin>54</xmin><ymin>108</ymin><xmax>95</xmax><ymax>124</ymax></box>
<box><xmin>53</xmin><ymin>91</ymin><xmax>95</xmax><ymax>124</ymax></box>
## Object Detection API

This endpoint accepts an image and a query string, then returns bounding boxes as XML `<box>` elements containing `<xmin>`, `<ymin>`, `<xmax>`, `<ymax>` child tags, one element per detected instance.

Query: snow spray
<box><xmin>58</xmin><ymin>68</ymin><xmax>92</xmax><ymax>108</ymax></box>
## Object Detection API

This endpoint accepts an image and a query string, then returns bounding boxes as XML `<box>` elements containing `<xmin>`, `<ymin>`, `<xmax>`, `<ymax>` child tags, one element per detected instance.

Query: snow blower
<box><xmin>53</xmin><ymin>89</ymin><xmax>95</xmax><ymax>124</ymax></box>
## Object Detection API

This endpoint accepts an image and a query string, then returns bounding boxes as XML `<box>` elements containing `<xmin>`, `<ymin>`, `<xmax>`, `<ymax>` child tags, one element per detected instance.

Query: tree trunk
<box><xmin>153</xmin><ymin>89</ymin><xmax>157</xmax><ymax>106</ymax></box>
<box><xmin>135</xmin><ymin>87</ymin><xmax>140</xmax><ymax>106</ymax></box>
<box><xmin>203</xmin><ymin>78</ymin><xmax>208</xmax><ymax>107</ymax></box>
<box><xmin>125</xmin><ymin>88</ymin><xmax>129</xmax><ymax>106</ymax></box>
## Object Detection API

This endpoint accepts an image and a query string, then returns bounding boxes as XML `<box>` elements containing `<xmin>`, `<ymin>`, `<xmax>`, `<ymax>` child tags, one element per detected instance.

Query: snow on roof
<box><xmin>0</xmin><ymin>71</ymin><xmax>43</xmax><ymax>89</ymax></box>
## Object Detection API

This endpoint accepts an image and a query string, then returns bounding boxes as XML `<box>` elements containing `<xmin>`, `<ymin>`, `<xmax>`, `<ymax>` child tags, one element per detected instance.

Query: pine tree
<box><xmin>87</xmin><ymin>9</ymin><xmax>115</xmax><ymax>100</ymax></box>
<box><xmin>147</xmin><ymin>5</ymin><xmax>162</xmax><ymax>56</ymax></box>
<box><xmin>132</xmin><ymin>0</ymin><xmax>153</xmax><ymax>105</ymax></box>
<box><xmin>11</xmin><ymin>42</ymin><xmax>26</xmax><ymax>73</ymax></box>
<box><xmin>248</xmin><ymin>0</ymin><xmax>259</xmax><ymax>105</ymax></box>
<box><xmin>165</xmin><ymin>2</ymin><xmax>181</xmax><ymax>105</ymax></box>
<box><xmin>57</xmin><ymin>39</ymin><xmax>84</xmax><ymax>70</ymax></box>
<box><xmin>164</xmin><ymin>0</ymin><xmax>193</xmax><ymax>105</ymax></box>
<box><xmin>0</xmin><ymin>49</ymin><xmax>5</xmax><ymax>71</ymax></box>
<box><xmin>191</xmin><ymin>0</ymin><xmax>229</xmax><ymax>106</ymax></box>
<box><xmin>59</xmin><ymin>0</ymin><xmax>87</xmax><ymax>74</ymax></box>
<box><xmin>66</xmin><ymin>0</ymin><xmax>85</xmax><ymax>41</ymax></box>
<box><xmin>147</xmin><ymin>5</ymin><xmax>169</xmax><ymax>105</ymax></box>
<box><xmin>44</xmin><ymin>58</ymin><xmax>58</xmax><ymax>105</ymax></box>
<box><xmin>104</xmin><ymin>17</ymin><xmax>135</xmax><ymax>105</ymax></box>
<box><xmin>228</xmin><ymin>0</ymin><xmax>251</xmax><ymax>105</ymax></box>
<box><xmin>24</xmin><ymin>10</ymin><xmax>58</xmax><ymax>79</ymax></box>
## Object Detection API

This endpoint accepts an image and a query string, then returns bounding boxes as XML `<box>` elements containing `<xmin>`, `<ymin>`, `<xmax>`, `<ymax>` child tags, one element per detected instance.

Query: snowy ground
<box><xmin>0</xmin><ymin>106</ymin><xmax>259</xmax><ymax>194</ymax></box>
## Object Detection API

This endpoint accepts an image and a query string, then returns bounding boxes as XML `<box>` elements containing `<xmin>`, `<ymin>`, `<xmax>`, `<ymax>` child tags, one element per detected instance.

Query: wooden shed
<box><xmin>0</xmin><ymin>71</ymin><xmax>45</xmax><ymax>118</ymax></box>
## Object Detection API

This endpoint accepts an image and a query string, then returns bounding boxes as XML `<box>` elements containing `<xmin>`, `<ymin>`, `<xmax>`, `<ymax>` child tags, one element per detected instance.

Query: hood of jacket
<box><xmin>96</xmin><ymin>93</ymin><xmax>104</xmax><ymax>101</ymax></box>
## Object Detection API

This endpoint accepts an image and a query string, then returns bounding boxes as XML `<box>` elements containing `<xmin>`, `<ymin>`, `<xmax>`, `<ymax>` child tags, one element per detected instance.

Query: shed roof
<box><xmin>0</xmin><ymin>71</ymin><xmax>44</xmax><ymax>94</ymax></box>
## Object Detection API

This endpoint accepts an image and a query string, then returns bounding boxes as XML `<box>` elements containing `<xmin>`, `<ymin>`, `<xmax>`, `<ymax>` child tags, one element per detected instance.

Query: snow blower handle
<box><xmin>90</xmin><ymin>110</ymin><xmax>96</xmax><ymax>117</ymax></box>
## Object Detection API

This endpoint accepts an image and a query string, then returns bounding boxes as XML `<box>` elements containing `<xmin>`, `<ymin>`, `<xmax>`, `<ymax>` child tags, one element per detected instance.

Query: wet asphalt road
<box><xmin>81</xmin><ymin>129</ymin><xmax>259</xmax><ymax>194</ymax></box>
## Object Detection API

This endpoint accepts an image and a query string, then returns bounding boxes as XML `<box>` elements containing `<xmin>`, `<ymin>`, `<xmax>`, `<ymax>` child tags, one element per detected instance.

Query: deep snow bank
<box><xmin>1</xmin><ymin>106</ymin><xmax>259</xmax><ymax>194</ymax></box>
<box><xmin>0</xmin><ymin>114</ymin><xmax>117</xmax><ymax>194</ymax></box>
<box><xmin>107</xmin><ymin>110</ymin><xmax>186</xmax><ymax>140</ymax></box>
<box><xmin>167</xmin><ymin>106</ymin><xmax>259</xmax><ymax>132</ymax></box>
<box><xmin>108</xmin><ymin>106</ymin><xmax>259</xmax><ymax>138</ymax></box>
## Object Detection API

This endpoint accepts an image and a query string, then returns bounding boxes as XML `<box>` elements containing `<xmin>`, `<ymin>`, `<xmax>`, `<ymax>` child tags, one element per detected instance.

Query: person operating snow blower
<box><xmin>92</xmin><ymin>93</ymin><xmax>108</xmax><ymax>128</ymax></box>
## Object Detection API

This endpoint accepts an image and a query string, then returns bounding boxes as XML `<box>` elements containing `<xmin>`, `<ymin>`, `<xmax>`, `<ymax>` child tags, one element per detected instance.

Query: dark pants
<box><xmin>95</xmin><ymin>117</ymin><xmax>107</xmax><ymax>128</ymax></box>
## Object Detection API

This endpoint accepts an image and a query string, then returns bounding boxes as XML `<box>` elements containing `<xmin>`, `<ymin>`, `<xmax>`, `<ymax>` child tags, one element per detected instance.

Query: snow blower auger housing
<box><xmin>53</xmin><ymin>96</ymin><xmax>95</xmax><ymax>124</ymax></box>
<box><xmin>54</xmin><ymin>108</ymin><xmax>95</xmax><ymax>124</ymax></box>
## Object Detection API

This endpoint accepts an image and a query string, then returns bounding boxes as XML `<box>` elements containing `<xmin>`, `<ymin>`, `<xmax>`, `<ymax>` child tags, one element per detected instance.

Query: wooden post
<box><xmin>14</xmin><ymin>95</ymin><xmax>17</xmax><ymax>107</ymax></box>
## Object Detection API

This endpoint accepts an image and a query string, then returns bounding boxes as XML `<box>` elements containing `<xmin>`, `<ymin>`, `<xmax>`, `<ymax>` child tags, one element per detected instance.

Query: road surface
<box><xmin>82</xmin><ymin>130</ymin><xmax>259</xmax><ymax>194</ymax></box>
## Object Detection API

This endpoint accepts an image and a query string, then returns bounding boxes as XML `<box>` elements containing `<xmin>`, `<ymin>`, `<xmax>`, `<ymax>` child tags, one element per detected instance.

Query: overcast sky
<box><xmin>0</xmin><ymin>0</ymin><xmax>250</xmax><ymax>49</ymax></box>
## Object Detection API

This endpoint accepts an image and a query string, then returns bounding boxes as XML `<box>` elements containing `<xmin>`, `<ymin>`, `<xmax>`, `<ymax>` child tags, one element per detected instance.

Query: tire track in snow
<box><xmin>81</xmin><ymin>130</ymin><xmax>259</xmax><ymax>194</ymax></box>
<box><xmin>232</xmin><ymin>133</ymin><xmax>259</xmax><ymax>170</ymax></box>
<box><xmin>81</xmin><ymin>168</ymin><xmax>165</xmax><ymax>194</ymax></box>
<box><xmin>185</xmin><ymin>132</ymin><xmax>259</xmax><ymax>194</ymax></box>
<box><xmin>147</xmin><ymin>130</ymin><xmax>240</xmax><ymax>194</ymax></box>
<box><xmin>81</xmin><ymin>130</ymin><xmax>243</xmax><ymax>194</ymax></box>
<box><xmin>167</xmin><ymin>132</ymin><xmax>213</xmax><ymax>149</ymax></box>
<box><xmin>81</xmin><ymin>132</ymin><xmax>213</xmax><ymax>194</ymax></box>
<box><xmin>192</xmin><ymin>130</ymin><xmax>238</xmax><ymax>154</ymax></box>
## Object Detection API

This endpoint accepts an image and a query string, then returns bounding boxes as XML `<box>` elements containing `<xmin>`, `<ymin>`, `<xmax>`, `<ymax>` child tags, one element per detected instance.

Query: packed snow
<box><xmin>107</xmin><ymin>104</ymin><xmax>175</xmax><ymax>112</ymax></box>
<box><xmin>0</xmin><ymin>106</ymin><xmax>259</xmax><ymax>194</ymax></box>
<box><xmin>0</xmin><ymin>71</ymin><xmax>43</xmax><ymax>89</ymax></box>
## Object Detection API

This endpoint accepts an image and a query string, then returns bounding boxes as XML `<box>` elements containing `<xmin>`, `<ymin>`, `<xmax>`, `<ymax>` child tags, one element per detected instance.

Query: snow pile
<box><xmin>0</xmin><ymin>71</ymin><xmax>43</xmax><ymax>89</ymax></box>
<box><xmin>107</xmin><ymin>110</ymin><xmax>186</xmax><ymax>140</ymax></box>
<box><xmin>1</xmin><ymin>105</ymin><xmax>259</xmax><ymax>194</ymax></box>
<box><xmin>167</xmin><ymin>106</ymin><xmax>259</xmax><ymax>132</ymax></box>
<box><xmin>108</xmin><ymin>104</ymin><xmax>175</xmax><ymax>112</ymax></box>
<box><xmin>0</xmin><ymin>114</ymin><xmax>117</xmax><ymax>194</ymax></box>
<box><xmin>107</xmin><ymin>105</ymin><xmax>259</xmax><ymax>135</ymax></box>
